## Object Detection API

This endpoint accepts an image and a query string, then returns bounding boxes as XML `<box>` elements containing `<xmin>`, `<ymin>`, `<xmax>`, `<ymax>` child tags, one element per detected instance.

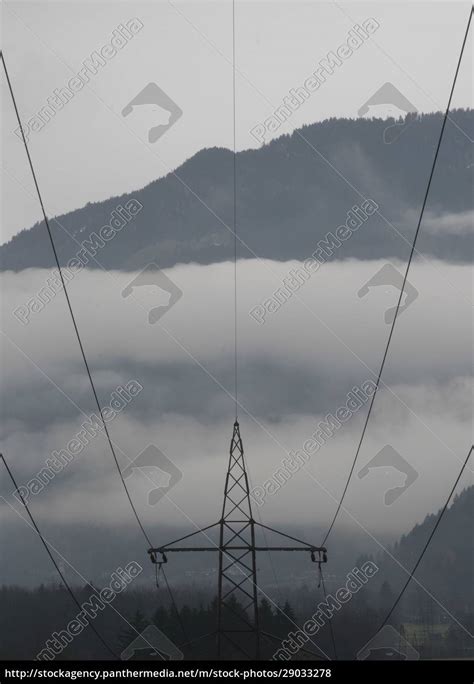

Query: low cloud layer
<box><xmin>0</xmin><ymin>258</ymin><xmax>472</xmax><ymax>578</ymax></box>
<box><xmin>403</xmin><ymin>209</ymin><xmax>474</xmax><ymax>236</ymax></box>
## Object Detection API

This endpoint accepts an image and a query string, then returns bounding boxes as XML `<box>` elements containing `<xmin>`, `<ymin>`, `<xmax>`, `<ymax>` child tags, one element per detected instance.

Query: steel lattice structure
<box><xmin>149</xmin><ymin>421</ymin><xmax>327</xmax><ymax>660</ymax></box>
<box><xmin>217</xmin><ymin>420</ymin><xmax>260</xmax><ymax>659</ymax></box>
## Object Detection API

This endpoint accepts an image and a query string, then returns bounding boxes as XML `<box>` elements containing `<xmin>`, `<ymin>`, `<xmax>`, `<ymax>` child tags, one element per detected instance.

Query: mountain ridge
<box><xmin>2</xmin><ymin>109</ymin><xmax>472</xmax><ymax>272</ymax></box>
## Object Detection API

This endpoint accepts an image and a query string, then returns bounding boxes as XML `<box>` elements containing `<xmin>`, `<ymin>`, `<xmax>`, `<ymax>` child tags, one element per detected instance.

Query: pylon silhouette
<box><xmin>149</xmin><ymin>421</ymin><xmax>327</xmax><ymax>660</ymax></box>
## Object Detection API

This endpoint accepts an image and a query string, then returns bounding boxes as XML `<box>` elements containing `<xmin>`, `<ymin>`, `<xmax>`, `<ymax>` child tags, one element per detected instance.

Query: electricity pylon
<box><xmin>148</xmin><ymin>421</ymin><xmax>327</xmax><ymax>660</ymax></box>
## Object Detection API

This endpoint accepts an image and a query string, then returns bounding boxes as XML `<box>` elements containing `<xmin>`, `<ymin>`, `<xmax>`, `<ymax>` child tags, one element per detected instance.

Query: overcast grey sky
<box><xmin>2</xmin><ymin>0</ymin><xmax>473</xmax><ymax>244</ymax></box>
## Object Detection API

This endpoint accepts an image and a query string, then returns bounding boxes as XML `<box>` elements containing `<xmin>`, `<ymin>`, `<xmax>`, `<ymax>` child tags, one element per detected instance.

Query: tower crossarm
<box><xmin>149</xmin><ymin>532</ymin><xmax>327</xmax><ymax>562</ymax></box>
<box><xmin>150</xmin><ymin>546</ymin><xmax>326</xmax><ymax>554</ymax></box>
<box><xmin>148</xmin><ymin>519</ymin><xmax>327</xmax><ymax>563</ymax></box>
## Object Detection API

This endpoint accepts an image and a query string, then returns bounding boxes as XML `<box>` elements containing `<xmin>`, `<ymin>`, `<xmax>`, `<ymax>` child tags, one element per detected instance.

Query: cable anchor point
<box><xmin>311</xmin><ymin>550</ymin><xmax>325</xmax><ymax>588</ymax></box>
<box><xmin>149</xmin><ymin>550</ymin><xmax>168</xmax><ymax>588</ymax></box>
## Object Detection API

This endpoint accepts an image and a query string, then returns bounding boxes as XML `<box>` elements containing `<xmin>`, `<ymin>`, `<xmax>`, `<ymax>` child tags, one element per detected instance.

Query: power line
<box><xmin>376</xmin><ymin>445</ymin><xmax>472</xmax><ymax>632</ymax></box>
<box><xmin>232</xmin><ymin>0</ymin><xmax>238</xmax><ymax>420</ymax></box>
<box><xmin>322</xmin><ymin>6</ymin><xmax>473</xmax><ymax>547</ymax></box>
<box><xmin>160</xmin><ymin>564</ymin><xmax>191</xmax><ymax>652</ymax></box>
<box><xmin>0</xmin><ymin>453</ymin><xmax>119</xmax><ymax>659</ymax></box>
<box><xmin>1</xmin><ymin>50</ymin><xmax>153</xmax><ymax>551</ymax></box>
<box><xmin>319</xmin><ymin>565</ymin><xmax>338</xmax><ymax>660</ymax></box>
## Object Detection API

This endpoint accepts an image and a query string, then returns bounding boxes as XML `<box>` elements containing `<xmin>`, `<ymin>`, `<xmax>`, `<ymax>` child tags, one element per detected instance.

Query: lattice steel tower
<box><xmin>148</xmin><ymin>420</ymin><xmax>327</xmax><ymax>660</ymax></box>
<box><xmin>217</xmin><ymin>421</ymin><xmax>260</xmax><ymax>658</ymax></box>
